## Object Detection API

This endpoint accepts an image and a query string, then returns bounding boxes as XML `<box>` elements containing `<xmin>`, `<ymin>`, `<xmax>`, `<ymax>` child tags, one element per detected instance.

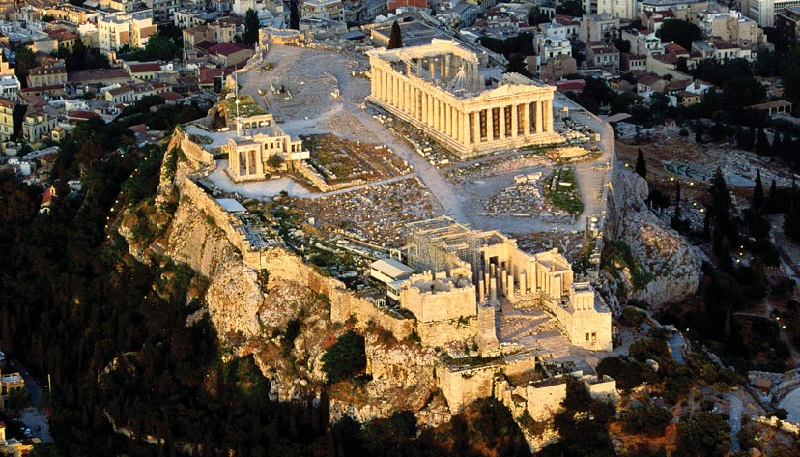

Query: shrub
<box><xmin>322</xmin><ymin>330</ymin><xmax>366</xmax><ymax>384</ymax></box>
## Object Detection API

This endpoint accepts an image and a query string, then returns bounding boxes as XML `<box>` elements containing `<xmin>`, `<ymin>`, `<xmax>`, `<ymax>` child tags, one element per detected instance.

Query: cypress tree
<box><xmin>635</xmin><ymin>148</ymin><xmax>647</xmax><ymax>179</ymax></box>
<box><xmin>756</xmin><ymin>128</ymin><xmax>769</xmax><ymax>156</ymax></box>
<box><xmin>752</xmin><ymin>169</ymin><xmax>764</xmax><ymax>211</ymax></box>
<box><xmin>290</xmin><ymin>0</ymin><xmax>300</xmax><ymax>30</ymax></box>
<box><xmin>387</xmin><ymin>20</ymin><xmax>403</xmax><ymax>49</ymax></box>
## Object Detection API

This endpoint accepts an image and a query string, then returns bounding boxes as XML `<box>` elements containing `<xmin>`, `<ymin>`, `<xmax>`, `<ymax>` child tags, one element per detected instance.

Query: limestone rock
<box><xmin>607</xmin><ymin>166</ymin><xmax>705</xmax><ymax>309</ymax></box>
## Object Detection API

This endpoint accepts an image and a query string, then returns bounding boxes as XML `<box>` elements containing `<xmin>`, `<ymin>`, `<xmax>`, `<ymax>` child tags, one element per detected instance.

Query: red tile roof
<box><xmin>209</xmin><ymin>42</ymin><xmax>251</xmax><ymax>56</ymax></box>
<box><xmin>157</xmin><ymin>91</ymin><xmax>184</xmax><ymax>101</ymax></box>
<box><xmin>129</xmin><ymin>63</ymin><xmax>160</xmax><ymax>73</ymax></box>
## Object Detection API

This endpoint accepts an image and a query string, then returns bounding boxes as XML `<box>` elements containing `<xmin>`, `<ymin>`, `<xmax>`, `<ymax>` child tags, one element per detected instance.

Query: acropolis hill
<box><xmin>127</xmin><ymin>39</ymin><xmax>633</xmax><ymax>450</ymax></box>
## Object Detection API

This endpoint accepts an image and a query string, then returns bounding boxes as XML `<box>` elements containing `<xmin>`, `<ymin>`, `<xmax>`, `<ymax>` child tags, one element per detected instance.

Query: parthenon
<box><xmin>367</xmin><ymin>39</ymin><xmax>563</xmax><ymax>159</ymax></box>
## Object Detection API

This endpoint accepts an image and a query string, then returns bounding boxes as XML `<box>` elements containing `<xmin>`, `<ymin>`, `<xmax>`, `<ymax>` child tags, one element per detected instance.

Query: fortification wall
<box><xmin>401</xmin><ymin>284</ymin><xmax>476</xmax><ymax>323</ymax></box>
<box><xmin>172</xmin><ymin>162</ymin><xmax>415</xmax><ymax>340</ymax></box>
<box><xmin>436</xmin><ymin>363</ymin><xmax>499</xmax><ymax>413</ymax></box>
<box><xmin>417</xmin><ymin>317</ymin><xmax>477</xmax><ymax>347</ymax></box>
<box><xmin>168</xmin><ymin>127</ymin><xmax>215</xmax><ymax>168</ymax></box>
<box><xmin>257</xmin><ymin>247</ymin><xmax>416</xmax><ymax>339</ymax></box>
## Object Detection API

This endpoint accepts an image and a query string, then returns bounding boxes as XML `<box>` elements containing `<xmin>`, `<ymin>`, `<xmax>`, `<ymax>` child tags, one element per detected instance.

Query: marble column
<box><xmin>404</xmin><ymin>81</ymin><xmax>410</xmax><ymax>113</ymax></box>
<box><xmin>498</xmin><ymin>105</ymin><xmax>505</xmax><ymax>139</ymax></box>
<box><xmin>486</xmin><ymin>106</ymin><xmax>494</xmax><ymax>141</ymax></box>
<box><xmin>442</xmin><ymin>102</ymin><xmax>453</xmax><ymax>136</ymax></box>
<box><xmin>421</xmin><ymin>91</ymin><xmax>428</xmax><ymax>124</ymax></box>
<box><xmin>522</xmin><ymin>102</ymin><xmax>530</xmax><ymax>135</ymax></box>
<box><xmin>545</xmin><ymin>99</ymin><xmax>553</xmax><ymax>132</ymax></box>
<box><xmin>461</xmin><ymin>111</ymin><xmax>469</xmax><ymax>144</ymax></box>
<box><xmin>536</xmin><ymin>100</ymin><xmax>544</xmax><ymax>134</ymax></box>
<box><xmin>472</xmin><ymin>111</ymin><xmax>480</xmax><ymax>144</ymax></box>
<box><xmin>511</xmin><ymin>103</ymin><xmax>518</xmax><ymax>137</ymax></box>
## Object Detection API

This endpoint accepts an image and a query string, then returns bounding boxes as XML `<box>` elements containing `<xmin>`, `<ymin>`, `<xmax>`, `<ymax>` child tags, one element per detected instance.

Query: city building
<box><xmin>776</xmin><ymin>4</ymin><xmax>800</xmax><ymax>43</ymax></box>
<box><xmin>579</xmin><ymin>13</ymin><xmax>620</xmax><ymax>43</ymax></box>
<box><xmin>367</xmin><ymin>39</ymin><xmax>562</xmax><ymax>159</ymax></box>
<box><xmin>697</xmin><ymin>8</ymin><xmax>763</xmax><ymax>47</ymax></box>
<box><xmin>584</xmin><ymin>0</ymin><xmax>637</xmax><ymax>19</ymax></box>
<box><xmin>300</xmin><ymin>0</ymin><xmax>345</xmax><ymax>21</ymax></box>
<box><xmin>97</xmin><ymin>10</ymin><xmax>156</xmax><ymax>51</ymax></box>
<box><xmin>22</xmin><ymin>108</ymin><xmax>57</xmax><ymax>143</ymax></box>
<box><xmin>587</xmin><ymin>42</ymin><xmax>620</xmax><ymax>72</ymax></box>
<box><xmin>145</xmin><ymin>0</ymin><xmax>182</xmax><ymax>23</ymax></box>
<box><xmin>26</xmin><ymin>61</ymin><xmax>67</xmax><ymax>89</ymax></box>
<box><xmin>749</xmin><ymin>0</ymin><xmax>800</xmax><ymax>26</ymax></box>
<box><xmin>209</xmin><ymin>42</ymin><xmax>255</xmax><ymax>67</ymax></box>
<box><xmin>0</xmin><ymin>99</ymin><xmax>13</xmax><ymax>141</ymax></box>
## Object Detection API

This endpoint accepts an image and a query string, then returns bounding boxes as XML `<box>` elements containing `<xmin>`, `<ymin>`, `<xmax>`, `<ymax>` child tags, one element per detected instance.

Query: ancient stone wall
<box><xmin>436</xmin><ymin>363</ymin><xmax>499</xmax><ymax>413</ymax></box>
<box><xmin>417</xmin><ymin>317</ymin><xmax>478</xmax><ymax>347</ymax></box>
<box><xmin>400</xmin><ymin>280</ymin><xmax>476</xmax><ymax>323</ymax></box>
<box><xmin>167</xmin><ymin>127</ymin><xmax>215</xmax><ymax>168</ymax></box>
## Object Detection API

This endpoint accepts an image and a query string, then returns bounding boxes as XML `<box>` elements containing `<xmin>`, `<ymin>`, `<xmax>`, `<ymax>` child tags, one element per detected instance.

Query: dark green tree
<box><xmin>290</xmin><ymin>0</ymin><xmax>300</xmax><ymax>29</ymax></box>
<box><xmin>635</xmin><ymin>148</ymin><xmax>647</xmax><ymax>179</ymax></box>
<box><xmin>753</xmin><ymin>169</ymin><xmax>764</xmax><ymax>211</ymax></box>
<box><xmin>243</xmin><ymin>9</ymin><xmax>260</xmax><ymax>46</ymax></box>
<box><xmin>158</xmin><ymin>22</ymin><xmax>184</xmax><ymax>47</ymax></box>
<box><xmin>387</xmin><ymin>21</ymin><xmax>403</xmax><ymax>49</ymax></box>
<box><xmin>13</xmin><ymin>46</ymin><xmax>36</xmax><ymax>88</ymax></box>
<box><xmin>756</xmin><ymin>128</ymin><xmax>770</xmax><ymax>156</ymax></box>
<box><xmin>677</xmin><ymin>413</ymin><xmax>730</xmax><ymax>457</ymax></box>
<box><xmin>321</xmin><ymin>330</ymin><xmax>366</xmax><ymax>384</ymax></box>
<box><xmin>786</xmin><ymin>198</ymin><xmax>800</xmax><ymax>242</ymax></box>
<box><xmin>657</xmin><ymin>19</ymin><xmax>702</xmax><ymax>52</ymax></box>
<box><xmin>555</xmin><ymin>0</ymin><xmax>584</xmax><ymax>16</ymax></box>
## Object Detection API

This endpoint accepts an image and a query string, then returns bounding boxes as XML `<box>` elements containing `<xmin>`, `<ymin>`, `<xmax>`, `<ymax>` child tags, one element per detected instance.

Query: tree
<box><xmin>387</xmin><ymin>21</ymin><xmax>403</xmax><ymax>49</ymax></box>
<box><xmin>13</xmin><ymin>46</ymin><xmax>36</xmax><ymax>88</ymax></box>
<box><xmin>267</xmin><ymin>153</ymin><xmax>284</xmax><ymax>170</ymax></box>
<box><xmin>753</xmin><ymin>169</ymin><xmax>764</xmax><ymax>211</ymax></box>
<box><xmin>756</xmin><ymin>128</ymin><xmax>770</xmax><ymax>156</ymax></box>
<box><xmin>290</xmin><ymin>0</ymin><xmax>300</xmax><ymax>30</ymax></box>
<box><xmin>635</xmin><ymin>148</ymin><xmax>647</xmax><ymax>179</ymax></box>
<box><xmin>321</xmin><ymin>330</ymin><xmax>366</xmax><ymax>384</ymax></box>
<box><xmin>678</xmin><ymin>413</ymin><xmax>730</xmax><ymax>457</ymax></box>
<box><xmin>158</xmin><ymin>22</ymin><xmax>184</xmax><ymax>48</ymax></box>
<box><xmin>556</xmin><ymin>0</ymin><xmax>583</xmax><ymax>16</ymax></box>
<box><xmin>141</xmin><ymin>34</ymin><xmax>180</xmax><ymax>61</ymax></box>
<box><xmin>243</xmin><ymin>9</ymin><xmax>260</xmax><ymax>46</ymax></box>
<box><xmin>657</xmin><ymin>19</ymin><xmax>702</xmax><ymax>52</ymax></box>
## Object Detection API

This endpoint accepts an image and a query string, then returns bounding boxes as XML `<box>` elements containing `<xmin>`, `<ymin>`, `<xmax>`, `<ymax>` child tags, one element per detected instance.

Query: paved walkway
<box><xmin>778</xmin><ymin>385</ymin><xmax>800</xmax><ymax>424</ymax></box>
<box><xmin>727</xmin><ymin>393</ymin><xmax>743</xmax><ymax>453</ymax></box>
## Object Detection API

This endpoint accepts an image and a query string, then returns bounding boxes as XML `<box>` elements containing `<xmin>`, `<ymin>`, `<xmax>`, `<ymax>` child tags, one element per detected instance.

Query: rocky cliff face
<box><xmin>119</xmin><ymin>155</ymin><xmax>441</xmax><ymax>423</ymax></box>
<box><xmin>606</xmin><ymin>166</ymin><xmax>704</xmax><ymax>309</ymax></box>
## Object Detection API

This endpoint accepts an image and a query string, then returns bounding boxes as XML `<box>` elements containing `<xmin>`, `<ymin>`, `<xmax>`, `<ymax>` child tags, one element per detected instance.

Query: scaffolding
<box><xmin>405</xmin><ymin>216</ymin><xmax>479</xmax><ymax>274</ymax></box>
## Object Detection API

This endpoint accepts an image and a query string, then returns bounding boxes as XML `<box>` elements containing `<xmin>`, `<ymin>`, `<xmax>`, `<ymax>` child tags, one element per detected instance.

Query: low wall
<box><xmin>168</xmin><ymin>127</ymin><xmax>215</xmax><ymax>168</ymax></box>
<box><xmin>294</xmin><ymin>162</ymin><xmax>366</xmax><ymax>193</ymax></box>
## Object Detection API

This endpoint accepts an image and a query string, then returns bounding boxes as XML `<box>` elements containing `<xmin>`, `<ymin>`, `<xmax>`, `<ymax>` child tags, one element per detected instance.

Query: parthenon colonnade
<box><xmin>367</xmin><ymin>39</ymin><xmax>563</xmax><ymax>159</ymax></box>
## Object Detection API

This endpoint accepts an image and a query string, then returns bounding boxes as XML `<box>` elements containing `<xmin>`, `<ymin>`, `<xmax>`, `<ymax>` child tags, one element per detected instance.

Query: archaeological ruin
<box><xmin>224</xmin><ymin>115</ymin><xmax>310</xmax><ymax>182</ymax></box>
<box><xmin>372</xmin><ymin>216</ymin><xmax>613</xmax><ymax>352</ymax></box>
<box><xmin>367</xmin><ymin>39</ymin><xmax>564</xmax><ymax>159</ymax></box>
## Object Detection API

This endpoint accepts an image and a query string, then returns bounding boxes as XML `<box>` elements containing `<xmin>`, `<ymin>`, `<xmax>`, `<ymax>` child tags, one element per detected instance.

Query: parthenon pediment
<box><xmin>478</xmin><ymin>83</ymin><xmax>552</xmax><ymax>101</ymax></box>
